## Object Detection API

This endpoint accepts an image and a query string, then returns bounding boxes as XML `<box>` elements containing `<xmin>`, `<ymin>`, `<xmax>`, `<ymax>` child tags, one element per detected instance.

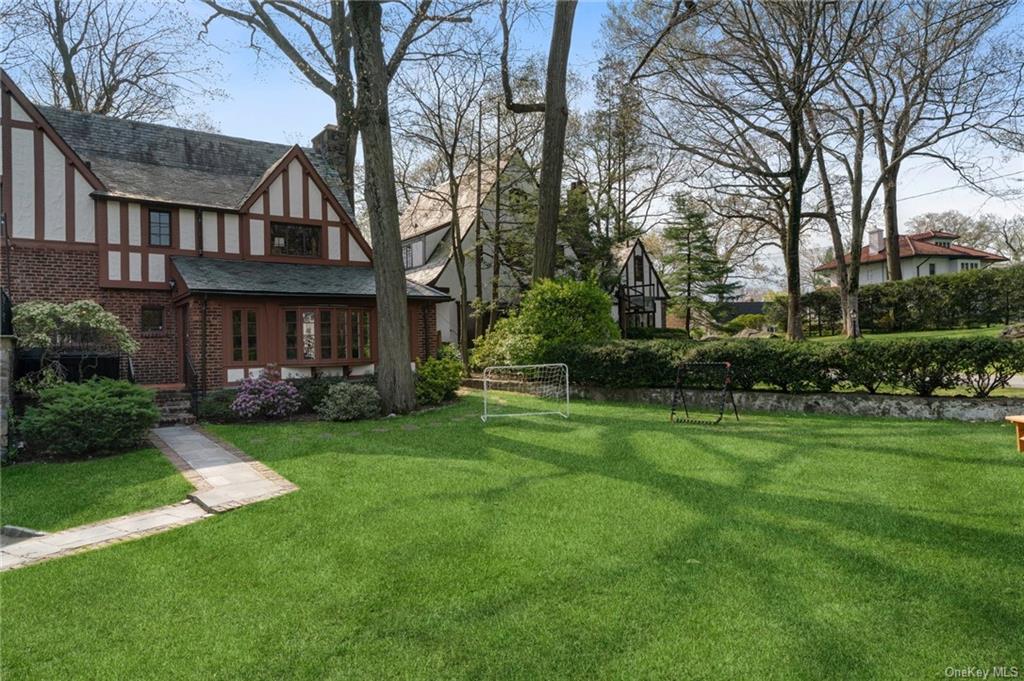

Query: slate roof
<box><xmin>814</xmin><ymin>231</ymin><xmax>1008</xmax><ymax>271</ymax></box>
<box><xmin>38</xmin><ymin>106</ymin><xmax>355</xmax><ymax>218</ymax></box>
<box><xmin>171</xmin><ymin>256</ymin><xmax>447</xmax><ymax>300</ymax></box>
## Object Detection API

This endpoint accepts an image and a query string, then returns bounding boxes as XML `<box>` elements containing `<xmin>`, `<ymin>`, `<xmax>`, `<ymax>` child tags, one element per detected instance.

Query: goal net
<box><xmin>481</xmin><ymin>364</ymin><xmax>570</xmax><ymax>422</ymax></box>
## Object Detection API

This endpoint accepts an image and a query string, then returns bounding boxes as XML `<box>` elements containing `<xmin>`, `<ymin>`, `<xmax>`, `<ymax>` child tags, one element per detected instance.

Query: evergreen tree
<box><xmin>662</xmin><ymin>195</ymin><xmax>739</xmax><ymax>336</ymax></box>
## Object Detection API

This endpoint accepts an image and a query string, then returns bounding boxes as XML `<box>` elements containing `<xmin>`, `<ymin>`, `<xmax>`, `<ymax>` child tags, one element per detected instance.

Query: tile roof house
<box><xmin>0</xmin><ymin>70</ymin><xmax>445</xmax><ymax>396</ymax></box>
<box><xmin>814</xmin><ymin>228</ymin><xmax>1008</xmax><ymax>285</ymax></box>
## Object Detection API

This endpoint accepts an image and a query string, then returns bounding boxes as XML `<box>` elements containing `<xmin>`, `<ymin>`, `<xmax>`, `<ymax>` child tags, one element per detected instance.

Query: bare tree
<box><xmin>848</xmin><ymin>0</ymin><xmax>1022</xmax><ymax>280</ymax></box>
<box><xmin>350</xmin><ymin>1</ymin><xmax>414</xmax><ymax>414</ymax></box>
<box><xmin>202</xmin><ymin>0</ymin><xmax>482</xmax><ymax>206</ymax></box>
<box><xmin>499</xmin><ymin>0</ymin><xmax>577</xmax><ymax>281</ymax></box>
<box><xmin>4</xmin><ymin>0</ymin><xmax>221</xmax><ymax>126</ymax></box>
<box><xmin>394</xmin><ymin>41</ymin><xmax>495</xmax><ymax>370</ymax></box>
<box><xmin>564</xmin><ymin>55</ymin><xmax>680</xmax><ymax>241</ymax></box>
<box><xmin>909</xmin><ymin>211</ymin><xmax>1024</xmax><ymax>262</ymax></box>
<box><xmin>612</xmin><ymin>0</ymin><xmax>877</xmax><ymax>339</ymax></box>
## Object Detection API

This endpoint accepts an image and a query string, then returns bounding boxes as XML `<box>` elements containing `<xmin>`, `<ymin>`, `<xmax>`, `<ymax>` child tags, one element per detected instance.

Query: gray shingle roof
<box><xmin>38</xmin><ymin>106</ymin><xmax>355</xmax><ymax>219</ymax></box>
<box><xmin>171</xmin><ymin>256</ymin><xmax>447</xmax><ymax>300</ymax></box>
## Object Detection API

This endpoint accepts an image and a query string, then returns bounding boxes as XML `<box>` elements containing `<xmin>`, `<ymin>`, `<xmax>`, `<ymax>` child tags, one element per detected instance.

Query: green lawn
<box><xmin>0</xmin><ymin>448</ymin><xmax>193</xmax><ymax>532</ymax></box>
<box><xmin>808</xmin><ymin>325</ymin><xmax>1003</xmax><ymax>343</ymax></box>
<box><xmin>1</xmin><ymin>394</ymin><xmax>1022</xmax><ymax>679</ymax></box>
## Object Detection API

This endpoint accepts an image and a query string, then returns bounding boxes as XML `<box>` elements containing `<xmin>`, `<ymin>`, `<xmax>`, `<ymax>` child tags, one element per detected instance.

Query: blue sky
<box><xmin>187</xmin><ymin>0</ymin><xmax>1021</xmax><ymax>224</ymax></box>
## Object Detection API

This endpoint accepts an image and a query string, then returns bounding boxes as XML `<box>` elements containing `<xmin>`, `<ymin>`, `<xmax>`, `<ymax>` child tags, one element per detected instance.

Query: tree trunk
<box><xmin>350</xmin><ymin>1</ymin><xmax>415</xmax><ymax>413</ymax></box>
<box><xmin>328</xmin><ymin>1</ymin><xmax>358</xmax><ymax>208</ymax></box>
<box><xmin>474</xmin><ymin>108</ymin><xmax>485</xmax><ymax>339</ymax></box>
<box><xmin>531</xmin><ymin>0</ymin><xmax>578</xmax><ymax>281</ymax></box>
<box><xmin>881</xmin><ymin>172</ymin><xmax>902</xmax><ymax>281</ymax></box>
<box><xmin>449</xmin><ymin>176</ymin><xmax>471</xmax><ymax>373</ymax></box>
<box><xmin>785</xmin><ymin>123</ymin><xmax>804</xmax><ymax>341</ymax></box>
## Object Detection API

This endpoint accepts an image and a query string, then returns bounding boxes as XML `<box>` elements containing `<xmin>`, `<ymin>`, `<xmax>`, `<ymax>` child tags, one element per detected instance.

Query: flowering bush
<box><xmin>13</xmin><ymin>300</ymin><xmax>139</xmax><ymax>354</ymax></box>
<box><xmin>230</xmin><ymin>376</ymin><xmax>301</xmax><ymax>420</ymax></box>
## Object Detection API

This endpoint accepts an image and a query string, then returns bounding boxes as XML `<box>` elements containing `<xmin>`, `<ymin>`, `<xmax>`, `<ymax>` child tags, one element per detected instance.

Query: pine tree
<box><xmin>662</xmin><ymin>195</ymin><xmax>739</xmax><ymax>336</ymax></box>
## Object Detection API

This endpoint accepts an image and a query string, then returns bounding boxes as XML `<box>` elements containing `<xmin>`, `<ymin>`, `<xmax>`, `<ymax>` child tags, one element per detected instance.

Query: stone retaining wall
<box><xmin>463</xmin><ymin>378</ymin><xmax>1024</xmax><ymax>422</ymax></box>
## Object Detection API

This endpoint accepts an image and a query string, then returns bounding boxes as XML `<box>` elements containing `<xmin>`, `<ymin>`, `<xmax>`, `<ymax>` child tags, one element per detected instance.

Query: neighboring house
<box><xmin>814</xmin><ymin>228</ymin><xmax>1008</xmax><ymax>286</ymax></box>
<box><xmin>400</xmin><ymin>153</ymin><xmax>537</xmax><ymax>344</ymax></box>
<box><xmin>609</xmin><ymin>239</ymin><xmax>670</xmax><ymax>334</ymax></box>
<box><xmin>0</xmin><ymin>71</ymin><xmax>445</xmax><ymax>393</ymax></box>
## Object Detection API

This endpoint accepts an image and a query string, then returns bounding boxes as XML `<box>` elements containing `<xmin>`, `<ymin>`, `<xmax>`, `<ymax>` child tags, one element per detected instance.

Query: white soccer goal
<box><xmin>481</xmin><ymin>363</ymin><xmax>570</xmax><ymax>422</ymax></box>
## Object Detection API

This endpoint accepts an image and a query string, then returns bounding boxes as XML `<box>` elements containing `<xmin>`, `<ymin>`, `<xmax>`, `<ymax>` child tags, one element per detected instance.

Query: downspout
<box><xmin>915</xmin><ymin>256</ymin><xmax>934</xmax><ymax>278</ymax></box>
<box><xmin>201</xmin><ymin>293</ymin><xmax>208</xmax><ymax>398</ymax></box>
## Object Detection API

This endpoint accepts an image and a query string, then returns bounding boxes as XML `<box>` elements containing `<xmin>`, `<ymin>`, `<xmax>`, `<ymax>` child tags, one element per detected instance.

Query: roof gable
<box><xmin>611</xmin><ymin>238</ymin><xmax>670</xmax><ymax>299</ymax></box>
<box><xmin>10</xmin><ymin>78</ymin><xmax>354</xmax><ymax>217</ymax></box>
<box><xmin>399</xmin><ymin>152</ymin><xmax>535</xmax><ymax>241</ymax></box>
<box><xmin>1</xmin><ymin>70</ymin><xmax>106</xmax><ymax>191</ymax></box>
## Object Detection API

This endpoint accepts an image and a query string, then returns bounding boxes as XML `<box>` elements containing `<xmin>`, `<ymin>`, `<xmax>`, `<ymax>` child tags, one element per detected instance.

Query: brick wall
<box><xmin>1</xmin><ymin>244</ymin><xmax>178</xmax><ymax>384</ymax></box>
<box><xmin>186</xmin><ymin>297</ymin><xmax>223</xmax><ymax>394</ymax></box>
<box><xmin>420</xmin><ymin>302</ymin><xmax>440</xmax><ymax>358</ymax></box>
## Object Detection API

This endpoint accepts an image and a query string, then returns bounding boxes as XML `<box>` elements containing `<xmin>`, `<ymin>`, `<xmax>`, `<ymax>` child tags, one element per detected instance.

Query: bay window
<box><xmin>281</xmin><ymin>307</ymin><xmax>372</xmax><ymax>363</ymax></box>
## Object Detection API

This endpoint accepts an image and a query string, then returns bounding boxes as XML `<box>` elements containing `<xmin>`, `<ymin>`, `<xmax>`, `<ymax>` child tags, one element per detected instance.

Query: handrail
<box><xmin>126</xmin><ymin>355</ymin><xmax>136</xmax><ymax>383</ymax></box>
<box><xmin>183</xmin><ymin>351</ymin><xmax>200</xmax><ymax>416</ymax></box>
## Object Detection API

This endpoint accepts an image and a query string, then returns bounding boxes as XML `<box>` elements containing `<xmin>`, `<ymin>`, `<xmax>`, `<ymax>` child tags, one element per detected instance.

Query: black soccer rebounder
<box><xmin>669</xmin><ymin>361</ymin><xmax>739</xmax><ymax>425</ymax></box>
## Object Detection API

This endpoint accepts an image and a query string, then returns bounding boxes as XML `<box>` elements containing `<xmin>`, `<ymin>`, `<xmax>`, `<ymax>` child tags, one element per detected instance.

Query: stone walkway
<box><xmin>0</xmin><ymin>426</ymin><xmax>296</xmax><ymax>572</ymax></box>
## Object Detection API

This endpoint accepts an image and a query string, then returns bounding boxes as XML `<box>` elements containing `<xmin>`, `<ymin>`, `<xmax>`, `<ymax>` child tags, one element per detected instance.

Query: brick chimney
<box><xmin>311</xmin><ymin>124</ymin><xmax>345</xmax><ymax>167</ymax></box>
<box><xmin>867</xmin><ymin>228</ymin><xmax>884</xmax><ymax>254</ymax></box>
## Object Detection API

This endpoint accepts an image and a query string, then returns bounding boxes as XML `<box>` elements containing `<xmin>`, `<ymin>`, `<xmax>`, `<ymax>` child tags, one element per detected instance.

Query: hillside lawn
<box><xmin>1</xmin><ymin>448</ymin><xmax>193</xmax><ymax>532</ymax></box>
<box><xmin>807</xmin><ymin>325</ymin><xmax>1003</xmax><ymax>343</ymax></box>
<box><xmin>1</xmin><ymin>393</ymin><xmax>1021</xmax><ymax>679</ymax></box>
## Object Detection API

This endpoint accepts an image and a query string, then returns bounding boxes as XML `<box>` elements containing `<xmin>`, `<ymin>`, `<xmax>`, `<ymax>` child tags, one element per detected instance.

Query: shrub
<box><xmin>470</xmin><ymin>315</ymin><xmax>543</xmax><ymax>369</ymax></box>
<box><xmin>416</xmin><ymin>356</ymin><xmax>463</xmax><ymax>406</ymax></box>
<box><xmin>13</xmin><ymin>299</ymin><xmax>139</xmax><ymax>354</ymax></box>
<box><xmin>549</xmin><ymin>340</ymin><xmax>691</xmax><ymax>388</ymax></box>
<box><xmin>723</xmin><ymin>313</ymin><xmax>766</xmax><ymax>334</ymax></box>
<box><xmin>20</xmin><ymin>379</ymin><xmax>158</xmax><ymax>457</ymax></box>
<box><xmin>950</xmin><ymin>337</ymin><xmax>1024</xmax><ymax>397</ymax></box>
<box><xmin>315</xmin><ymin>382</ymin><xmax>381</xmax><ymax>421</ymax></box>
<box><xmin>885</xmin><ymin>339</ymin><xmax>960</xmax><ymax>396</ymax></box>
<box><xmin>686</xmin><ymin>340</ymin><xmax>837</xmax><ymax>393</ymax></box>
<box><xmin>197</xmin><ymin>389</ymin><xmax>238</xmax><ymax>422</ymax></box>
<box><xmin>471</xmin><ymin>278</ymin><xmax>618</xmax><ymax>368</ymax></box>
<box><xmin>230</xmin><ymin>376</ymin><xmax>301</xmax><ymax>420</ymax></box>
<box><xmin>831</xmin><ymin>342</ymin><xmax>903</xmax><ymax>394</ymax></box>
<box><xmin>288</xmin><ymin>375</ymin><xmax>348</xmax><ymax>413</ymax></box>
<box><xmin>545</xmin><ymin>336</ymin><xmax>1022</xmax><ymax>398</ymax></box>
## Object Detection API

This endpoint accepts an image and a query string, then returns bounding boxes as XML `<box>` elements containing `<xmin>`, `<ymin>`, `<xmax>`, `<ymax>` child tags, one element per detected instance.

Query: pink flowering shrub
<box><xmin>230</xmin><ymin>375</ymin><xmax>301</xmax><ymax>420</ymax></box>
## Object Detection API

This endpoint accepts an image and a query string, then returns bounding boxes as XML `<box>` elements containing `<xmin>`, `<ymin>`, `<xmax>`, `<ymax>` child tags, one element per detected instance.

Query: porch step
<box><xmin>152</xmin><ymin>388</ymin><xmax>196</xmax><ymax>426</ymax></box>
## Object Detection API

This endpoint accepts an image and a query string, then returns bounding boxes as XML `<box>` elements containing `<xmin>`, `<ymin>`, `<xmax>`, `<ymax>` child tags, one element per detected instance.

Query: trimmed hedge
<box><xmin>552</xmin><ymin>337</ymin><xmax>1024</xmax><ymax>397</ymax></box>
<box><xmin>770</xmin><ymin>264</ymin><xmax>1024</xmax><ymax>335</ymax></box>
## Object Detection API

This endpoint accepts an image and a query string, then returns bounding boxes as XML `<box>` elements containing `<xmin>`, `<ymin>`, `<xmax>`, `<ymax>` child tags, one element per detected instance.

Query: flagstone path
<box><xmin>0</xmin><ymin>426</ymin><xmax>296</xmax><ymax>572</ymax></box>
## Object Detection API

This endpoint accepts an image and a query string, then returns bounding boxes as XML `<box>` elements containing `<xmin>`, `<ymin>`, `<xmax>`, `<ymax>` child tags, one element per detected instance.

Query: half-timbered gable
<box><xmin>0</xmin><ymin>70</ymin><xmax>444</xmax><ymax>394</ymax></box>
<box><xmin>609</xmin><ymin>239</ymin><xmax>670</xmax><ymax>334</ymax></box>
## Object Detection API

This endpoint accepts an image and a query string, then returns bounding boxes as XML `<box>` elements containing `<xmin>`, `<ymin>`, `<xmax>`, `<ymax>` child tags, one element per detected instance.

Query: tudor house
<box><xmin>0</xmin><ymin>71</ymin><xmax>445</xmax><ymax>394</ymax></box>
<box><xmin>608</xmin><ymin>239</ymin><xmax>670</xmax><ymax>335</ymax></box>
<box><xmin>814</xmin><ymin>228</ymin><xmax>1008</xmax><ymax>285</ymax></box>
<box><xmin>400</xmin><ymin>153</ymin><xmax>537</xmax><ymax>343</ymax></box>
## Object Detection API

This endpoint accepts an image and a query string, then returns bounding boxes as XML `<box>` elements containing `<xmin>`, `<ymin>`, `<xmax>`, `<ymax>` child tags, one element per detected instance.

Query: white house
<box><xmin>399</xmin><ymin>153</ymin><xmax>537</xmax><ymax>343</ymax></box>
<box><xmin>815</xmin><ymin>229</ymin><xmax>1008</xmax><ymax>286</ymax></box>
<box><xmin>609</xmin><ymin>239</ymin><xmax>670</xmax><ymax>334</ymax></box>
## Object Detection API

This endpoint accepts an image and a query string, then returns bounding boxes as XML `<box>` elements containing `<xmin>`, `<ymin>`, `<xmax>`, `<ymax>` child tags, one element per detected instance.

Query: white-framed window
<box><xmin>402</xmin><ymin>243</ymin><xmax>414</xmax><ymax>269</ymax></box>
<box><xmin>960</xmin><ymin>262</ymin><xmax>980</xmax><ymax>271</ymax></box>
